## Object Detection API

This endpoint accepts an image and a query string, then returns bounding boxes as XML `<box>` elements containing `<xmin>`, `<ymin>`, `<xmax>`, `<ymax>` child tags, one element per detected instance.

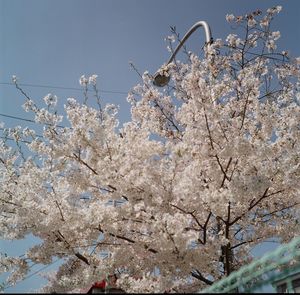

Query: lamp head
<box><xmin>153</xmin><ymin>72</ymin><xmax>170</xmax><ymax>87</ymax></box>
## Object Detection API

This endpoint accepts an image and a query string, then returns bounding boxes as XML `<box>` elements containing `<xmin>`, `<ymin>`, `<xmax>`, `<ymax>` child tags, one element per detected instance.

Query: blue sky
<box><xmin>0</xmin><ymin>0</ymin><xmax>299</xmax><ymax>292</ymax></box>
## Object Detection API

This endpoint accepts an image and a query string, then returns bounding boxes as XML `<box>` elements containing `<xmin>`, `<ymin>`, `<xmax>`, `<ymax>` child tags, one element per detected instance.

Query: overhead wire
<box><xmin>0</xmin><ymin>127</ymin><xmax>42</xmax><ymax>137</ymax></box>
<box><xmin>0</xmin><ymin>78</ymin><xmax>130</xmax><ymax>129</ymax></box>
<box><xmin>2</xmin><ymin>258</ymin><xmax>62</xmax><ymax>291</ymax></box>
<box><xmin>0</xmin><ymin>112</ymin><xmax>37</xmax><ymax>124</ymax></box>
<box><xmin>0</xmin><ymin>136</ymin><xmax>32</xmax><ymax>144</ymax></box>
<box><xmin>0</xmin><ymin>81</ymin><xmax>128</xmax><ymax>95</ymax></box>
<box><xmin>0</xmin><ymin>112</ymin><xmax>67</xmax><ymax>129</ymax></box>
<box><xmin>0</xmin><ymin>113</ymin><xmax>63</xmax><ymax>140</ymax></box>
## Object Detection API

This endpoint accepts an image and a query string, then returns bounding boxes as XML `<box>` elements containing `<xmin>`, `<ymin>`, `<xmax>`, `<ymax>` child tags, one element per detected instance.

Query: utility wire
<box><xmin>2</xmin><ymin>258</ymin><xmax>62</xmax><ymax>291</ymax></box>
<box><xmin>0</xmin><ymin>127</ymin><xmax>43</xmax><ymax>137</ymax></box>
<box><xmin>0</xmin><ymin>80</ymin><xmax>129</xmax><ymax>129</ymax></box>
<box><xmin>0</xmin><ymin>80</ymin><xmax>129</xmax><ymax>126</ymax></box>
<box><xmin>0</xmin><ymin>125</ymin><xmax>43</xmax><ymax>144</ymax></box>
<box><xmin>0</xmin><ymin>112</ymin><xmax>36</xmax><ymax>124</ymax></box>
<box><xmin>0</xmin><ymin>77</ymin><xmax>130</xmax><ymax>139</ymax></box>
<box><xmin>0</xmin><ymin>82</ymin><xmax>128</xmax><ymax>95</ymax></box>
<box><xmin>0</xmin><ymin>136</ymin><xmax>32</xmax><ymax>144</ymax></box>
<box><xmin>0</xmin><ymin>112</ymin><xmax>66</xmax><ymax>129</ymax></box>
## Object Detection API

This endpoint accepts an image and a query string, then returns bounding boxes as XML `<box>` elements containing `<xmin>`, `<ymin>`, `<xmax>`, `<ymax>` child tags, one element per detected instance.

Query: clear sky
<box><xmin>0</xmin><ymin>0</ymin><xmax>299</xmax><ymax>292</ymax></box>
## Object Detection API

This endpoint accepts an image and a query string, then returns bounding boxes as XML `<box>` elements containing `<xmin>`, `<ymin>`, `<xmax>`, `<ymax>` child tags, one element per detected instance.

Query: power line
<box><xmin>0</xmin><ymin>82</ymin><xmax>128</xmax><ymax>95</ymax></box>
<box><xmin>2</xmin><ymin>258</ymin><xmax>62</xmax><ymax>291</ymax></box>
<box><xmin>0</xmin><ymin>80</ymin><xmax>130</xmax><ymax>129</ymax></box>
<box><xmin>0</xmin><ymin>136</ymin><xmax>32</xmax><ymax>144</ymax></box>
<box><xmin>0</xmin><ymin>126</ymin><xmax>43</xmax><ymax>137</ymax></box>
<box><xmin>0</xmin><ymin>112</ymin><xmax>66</xmax><ymax>129</ymax></box>
<box><xmin>0</xmin><ymin>126</ymin><xmax>43</xmax><ymax>144</ymax></box>
<box><xmin>0</xmin><ymin>112</ymin><xmax>36</xmax><ymax>124</ymax></box>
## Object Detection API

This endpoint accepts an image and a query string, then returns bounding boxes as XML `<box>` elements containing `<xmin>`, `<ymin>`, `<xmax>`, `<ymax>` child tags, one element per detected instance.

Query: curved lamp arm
<box><xmin>153</xmin><ymin>20</ymin><xmax>213</xmax><ymax>87</ymax></box>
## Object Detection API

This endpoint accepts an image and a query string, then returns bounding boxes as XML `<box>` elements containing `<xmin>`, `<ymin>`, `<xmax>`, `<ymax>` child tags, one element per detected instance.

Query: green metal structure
<box><xmin>200</xmin><ymin>236</ymin><xmax>300</xmax><ymax>293</ymax></box>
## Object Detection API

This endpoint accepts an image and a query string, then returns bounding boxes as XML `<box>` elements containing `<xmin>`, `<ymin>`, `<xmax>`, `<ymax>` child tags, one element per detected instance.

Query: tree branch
<box><xmin>215</xmin><ymin>156</ymin><xmax>232</xmax><ymax>188</ymax></box>
<box><xmin>73</xmin><ymin>153</ymin><xmax>98</xmax><ymax>175</ymax></box>
<box><xmin>54</xmin><ymin>200</ymin><xmax>65</xmax><ymax>221</ymax></box>
<box><xmin>170</xmin><ymin>203</ymin><xmax>203</xmax><ymax>230</ymax></box>
<box><xmin>191</xmin><ymin>270</ymin><xmax>213</xmax><ymax>285</ymax></box>
<box><xmin>204</xmin><ymin>111</ymin><xmax>214</xmax><ymax>150</ymax></box>
<box><xmin>202</xmin><ymin>212</ymin><xmax>212</xmax><ymax>244</ymax></box>
<box><xmin>259</xmin><ymin>202</ymin><xmax>299</xmax><ymax>219</ymax></box>
<box><xmin>229</xmin><ymin>188</ymin><xmax>284</xmax><ymax>226</ymax></box>
<box><xmin>75</xmin><ymin>252</ymin><xmax>90</xmax><ymax>265</ymax></box>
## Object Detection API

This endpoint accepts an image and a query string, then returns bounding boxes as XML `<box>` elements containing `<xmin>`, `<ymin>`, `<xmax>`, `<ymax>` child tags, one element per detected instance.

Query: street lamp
<box><xmin>153</xmin><ymin>20</ymin><xmax>213</xmax><ymax>87</ymax></box>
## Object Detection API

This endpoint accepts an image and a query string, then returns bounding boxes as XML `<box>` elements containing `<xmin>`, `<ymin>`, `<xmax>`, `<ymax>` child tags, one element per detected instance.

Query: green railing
<box><xmin>200</xmin><ymin>236</ymin><xmax>300</xmax><ymax>293</ymax></box>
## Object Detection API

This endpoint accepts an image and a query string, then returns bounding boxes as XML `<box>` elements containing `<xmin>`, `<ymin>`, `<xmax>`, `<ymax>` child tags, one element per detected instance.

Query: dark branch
<box><xmin>73</xmin><ymin>153</ymin><xmax>98</xmax><ymax>175</ymax></box>
<box><xmin>75</xmin><ymin>252</ymin><xmax>90</xmax><ymax>265</ymax></box>
<box><xmin>191</xmin><ymin>270</ymin><xmax>213</xmax><ymax>285</ymax></box>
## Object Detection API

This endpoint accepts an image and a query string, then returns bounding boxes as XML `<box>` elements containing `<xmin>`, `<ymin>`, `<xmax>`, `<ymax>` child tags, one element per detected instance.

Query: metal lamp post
<box><xmin>153</xmin><ymin>20</ymin><xmax>213</xmax><ymax>87</ymax></box>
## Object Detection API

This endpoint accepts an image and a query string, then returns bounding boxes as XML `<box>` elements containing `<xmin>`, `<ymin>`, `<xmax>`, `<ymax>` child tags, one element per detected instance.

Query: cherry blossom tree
<box><xmin>1</xmin><ymin>6</ymin><xmax>300</xmax><ymax>293</ymax></box>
